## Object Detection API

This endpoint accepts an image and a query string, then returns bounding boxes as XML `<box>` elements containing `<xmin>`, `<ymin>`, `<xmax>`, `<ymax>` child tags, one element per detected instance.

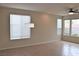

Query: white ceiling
<box><xmin>0</xmin><ymin>3</ymin><xmax>79</xmax><ymax>16</ymax></box>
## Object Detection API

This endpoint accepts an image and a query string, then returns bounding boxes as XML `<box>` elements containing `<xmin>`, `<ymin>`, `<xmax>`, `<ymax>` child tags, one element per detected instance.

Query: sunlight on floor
<box><xmin>62</xmin><ymin>42</ymin><xmax>79</xmax><ymax>56</ymax></box>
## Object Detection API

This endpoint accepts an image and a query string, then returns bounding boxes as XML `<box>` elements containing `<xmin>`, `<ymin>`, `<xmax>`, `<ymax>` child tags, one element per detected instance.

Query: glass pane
<box><xmin>10</xmin><ymin>14</ymin><xmax>22</xmax><ymax>39</ymax></box>
<box><xmin>64</xmin><ymin>20</ymin><xmax>70</xmax><ymax>36</ymax></box>
<box><xmin>71</xmin><ymin>20</ymin><xmax>79</xmax><ymax>37</ymax></box>
<box><xmin>57</xmin><ymin>19</ymin><xmax>62</xmax><ymax>35</ymax></box>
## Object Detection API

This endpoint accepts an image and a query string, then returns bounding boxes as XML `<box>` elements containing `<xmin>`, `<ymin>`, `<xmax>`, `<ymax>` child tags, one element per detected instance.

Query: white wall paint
<box><xmin>0</xmin><ymin>7</ymin><xmax>58</xmax><ymax>50</ymax></box>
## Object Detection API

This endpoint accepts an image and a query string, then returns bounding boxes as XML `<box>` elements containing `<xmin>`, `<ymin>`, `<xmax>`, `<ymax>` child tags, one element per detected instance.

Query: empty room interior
<box><xmin>1</xmin><ymin>3</ymin><xmax>79</xmax><ymax>56</ymax></box>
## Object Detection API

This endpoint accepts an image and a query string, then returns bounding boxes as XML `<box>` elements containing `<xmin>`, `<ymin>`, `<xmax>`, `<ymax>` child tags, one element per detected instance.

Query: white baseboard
<box><xmin>0</xmin><ymin>40</ymin><xmax>58</xmax><ymax>50</ymax></box>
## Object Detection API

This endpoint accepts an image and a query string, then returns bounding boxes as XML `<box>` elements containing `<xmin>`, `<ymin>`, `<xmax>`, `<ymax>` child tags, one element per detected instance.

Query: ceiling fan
<box><xmin>68</xmin><ymin>8</ymin><xmax>79</xmax><ymax>15</ymax></box>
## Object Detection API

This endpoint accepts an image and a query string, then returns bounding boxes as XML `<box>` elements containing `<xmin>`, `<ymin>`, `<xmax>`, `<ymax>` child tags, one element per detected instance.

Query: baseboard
<box><xmin>0</xmin><ymin>40</ymin><xmax>59</xmax><ymax>51</ymax></box>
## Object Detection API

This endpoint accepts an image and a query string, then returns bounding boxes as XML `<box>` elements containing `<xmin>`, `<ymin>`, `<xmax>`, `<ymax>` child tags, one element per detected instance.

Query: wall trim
<box><xmin>0</xmin><ymin>40</ymin><xmax>58</xmax><ymax>51</ymax></box>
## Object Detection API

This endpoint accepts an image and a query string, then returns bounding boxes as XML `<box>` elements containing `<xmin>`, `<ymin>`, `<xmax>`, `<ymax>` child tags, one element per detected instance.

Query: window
<box><xmin>57</xmin><ymin>19</ymin><xmax>62</xmax><ymax>35</ymax></box>
<box><xmin>71</xmin><ymin>19</ymin><xmax>79</xmax><ymax>37</ymax></box>
<box><xmin>63</xmin><ymin>19</ymin><xmax>79</xmax><ymax>37</ymax></box>
<box><xmin>64</xmin><ymin>20</ymin><xmax>70</xmax><ymax>36</ymax></box>
<box><xmin>10</xmin><ymin>14</ymin><xmax>34</xmax><ymax>40</ymax></box>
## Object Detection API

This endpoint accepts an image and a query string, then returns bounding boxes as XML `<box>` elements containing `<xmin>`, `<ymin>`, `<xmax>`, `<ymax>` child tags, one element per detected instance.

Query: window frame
<box><xmin>63</xmin><ymin>19</ymin><xmax>79</xmax><ymax>37</ymax></box>
<box><xmin>10</xmin><ymin>13</ymin><xmax>32</xmax><ymax>40</ymax></box>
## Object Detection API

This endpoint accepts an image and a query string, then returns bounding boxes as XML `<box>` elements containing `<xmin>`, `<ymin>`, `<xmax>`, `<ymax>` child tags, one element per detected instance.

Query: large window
<box><xmin>63</xmin><ymin>19</ymin><xmax>79</xmax><ymax>37</ymax></box>
<box><xmin>71</xmin><ymin>20</ymin><xmax>79</xmax><ymax>37</ymax></box>
<box><xmin>57</xmin><ymin>18</ymin><xmax>79</xmax><ymax>37</ymax></box>
<box><xmin>10</xmin><ymin>14</ymin><xmax>34</xmax><ymax>40</ymax></box>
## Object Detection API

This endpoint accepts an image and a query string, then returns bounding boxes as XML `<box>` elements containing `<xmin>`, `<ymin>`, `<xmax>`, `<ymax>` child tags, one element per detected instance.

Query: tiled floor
<box><xmin>0</xmin><ymin>40</ymin><xmax>79</xmax><ymax>56</ymax></box>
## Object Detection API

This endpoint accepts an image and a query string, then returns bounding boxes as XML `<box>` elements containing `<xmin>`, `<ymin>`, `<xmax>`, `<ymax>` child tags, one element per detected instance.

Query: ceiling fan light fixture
<box><xmin>68</xmin><ymin>8</ymin><xmax>75</xmax><ymax>15</ymax></box>
<box><xmin>68</xmin><ymin>12</ymin><xmax>74</xmax><ymax>15</ymax></box>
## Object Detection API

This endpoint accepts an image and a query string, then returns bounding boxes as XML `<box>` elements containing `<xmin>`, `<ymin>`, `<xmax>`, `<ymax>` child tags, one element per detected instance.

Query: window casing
<box><xmin>10</xmin><ymin>14</ymin><xmax>34</xmax><ymax>40</ymax></box>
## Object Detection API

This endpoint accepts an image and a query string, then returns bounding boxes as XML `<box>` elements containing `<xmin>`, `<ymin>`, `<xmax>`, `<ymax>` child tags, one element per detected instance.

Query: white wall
<box><xmin>0</xmin><ymin>7</ymin><xmax>58</xmax><ymax>50</ymax></box>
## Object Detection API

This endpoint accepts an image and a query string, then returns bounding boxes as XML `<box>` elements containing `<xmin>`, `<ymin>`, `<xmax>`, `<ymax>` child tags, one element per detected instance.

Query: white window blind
<box><xmin>10</xmin><ymin>14</ymin><xmax>32</xmax><ymax>40</ymax></box>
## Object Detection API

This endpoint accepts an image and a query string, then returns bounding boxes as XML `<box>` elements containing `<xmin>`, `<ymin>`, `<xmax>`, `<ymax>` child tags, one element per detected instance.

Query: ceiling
<box><xmin>0</xmin><ymin>3</ymin><xmax>79</xmax><ymax>16</ymax></box>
